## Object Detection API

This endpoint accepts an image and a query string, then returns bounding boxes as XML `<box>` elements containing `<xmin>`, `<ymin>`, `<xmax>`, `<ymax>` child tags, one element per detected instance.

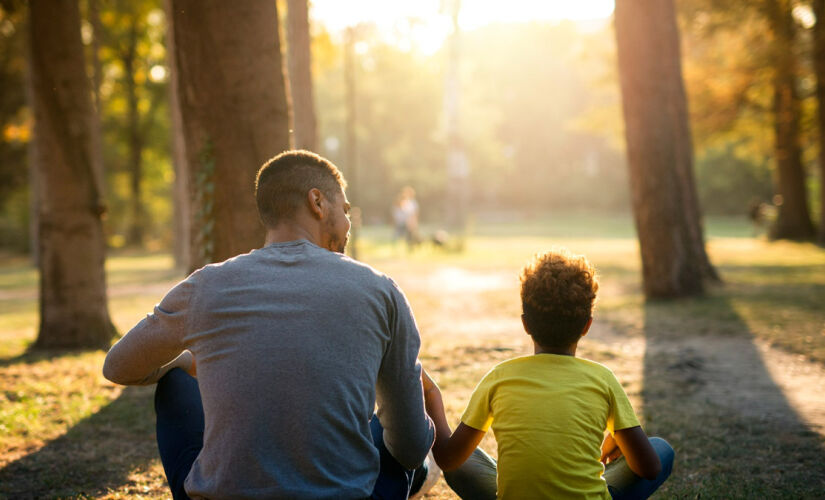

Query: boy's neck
<box><xmin>533</xmin><ymin>341</ymin><xmax>578</xmax><ymax>357</ymax></box>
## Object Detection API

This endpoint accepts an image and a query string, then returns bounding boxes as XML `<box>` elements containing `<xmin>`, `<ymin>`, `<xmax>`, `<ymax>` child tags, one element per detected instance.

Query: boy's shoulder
<box><xmin>492</xmin><ymin>354</ymin><xmax>618</xmax><ymax>381</ymax></box>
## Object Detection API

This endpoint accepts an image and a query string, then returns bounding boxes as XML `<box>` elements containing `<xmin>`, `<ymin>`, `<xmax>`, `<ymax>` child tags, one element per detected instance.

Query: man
<box><xmin>103</xmin><ymin>150</ymin><xmax>435</xmax><ymax>499</ymax></box>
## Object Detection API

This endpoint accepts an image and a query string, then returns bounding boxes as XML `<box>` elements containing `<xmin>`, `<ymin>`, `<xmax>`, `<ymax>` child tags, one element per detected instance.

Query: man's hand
<box><xmin>601</xmin><ymin>432</ymin><xmax>622</xmax><ymax>464</ymax></box>
<box><xmin>421</xmin><ymin>368</ymin><xmax>437</xmax><ymax>394</ymax></box>
<box><xmin>179</xmin><ymin>350</ymin><xmax>197</xmax><ymax>377</ymax></box>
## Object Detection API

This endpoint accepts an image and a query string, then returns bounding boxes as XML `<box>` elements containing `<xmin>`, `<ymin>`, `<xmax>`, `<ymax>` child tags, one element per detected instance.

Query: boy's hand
<box><xmin>600</xmin><ymin>432</ymin><xmax>623</xmax><ymax>464</ymax></box>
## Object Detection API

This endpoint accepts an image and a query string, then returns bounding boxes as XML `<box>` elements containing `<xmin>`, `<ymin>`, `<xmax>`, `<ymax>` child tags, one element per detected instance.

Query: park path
<box><xmin>392</xmin><ymin>263</ymin><xmax>825</xmax><ymax>440</ymax></box>
<box><xmin>589</xmin><ymin>321</ymin><xmax>825</xmax><ymax>436</ymax></box>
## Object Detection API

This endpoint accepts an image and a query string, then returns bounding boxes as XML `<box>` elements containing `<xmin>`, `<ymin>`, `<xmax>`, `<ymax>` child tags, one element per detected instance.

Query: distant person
<box><xmin>103</xmin><ymin>150</ymin><xmax>436</xmax><ymax>499</ymax></box>
<box><xmin>392</xmin><ymin>186</ymin><xmax>421</xmax><ymax>250</ymax></box>
<box><xmin>748</xmin><ymin>199</ymin><xmax>767</xmax><ymax>237</ymax></box>
<box><xmin>421</xmin><ymin>249</ymin><xmax>674</xmax><ymax>499</ymax></box>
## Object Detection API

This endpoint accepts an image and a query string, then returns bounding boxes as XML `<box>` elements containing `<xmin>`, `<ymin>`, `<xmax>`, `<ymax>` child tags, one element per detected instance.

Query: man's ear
<box><xmin>307</xmin><ymin>188</ymin><xmax>324</xmax><ymax>219</ymax></box>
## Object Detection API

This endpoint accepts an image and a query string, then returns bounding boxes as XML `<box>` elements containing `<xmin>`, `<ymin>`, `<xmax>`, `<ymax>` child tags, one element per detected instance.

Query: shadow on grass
<box><xmin>641</xmin><ymin>295</ymin><xmax>825</xmax><ymax>498</ymax></box>
<box><xmin>0</xmin><ymin>385</ymin><xmax>161</xmax><ymax>498</ymax></box>
<box><xmin>0</xmin><ymin>347</ymin><xmax>84</xmax><ymax>369</ymax></box>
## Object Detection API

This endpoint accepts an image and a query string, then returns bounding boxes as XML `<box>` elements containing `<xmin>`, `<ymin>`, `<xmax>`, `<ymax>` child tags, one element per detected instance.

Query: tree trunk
<box><xmin>614</xmin><ymin>0</ymin><xmax>714</xmax><ymax>299</ymax></box>
<box><xmin>165</xmin><ymin>0</ymin><xmax>190</xmax><ymax>270</ymax></box>
<box><xmin>813</xmin><ymin>0</ymin><xmax>825</xmax><ymax>245</ymax></box>
<box><xmin>767</xmin><ymin>0</ymin><xmax>815</xmax><ymax>240</ymax></box>
<box><xmin>87</xmin><ymin>0</ymin><xmax>107</xmax><ymax>225</ymax></box>
<box><xmin>286</xmin><ymin>0</ymin><xmax>316</xmax><ymax>151</ymax></box>
<box><xmin>168</xmin><ymin>0</ymin><xmax>291</xmax><ymax>270</ymax></box>
<box><xmin>123</xmin><ymin>18</ymin><xmax>145</xmax><ymax>247</ymax></box>
<box><xmin>28</xmin><ymin>0</ymin><xmax>116</xmax><ymax>349</ymax></box>
<box><xmin>344</xmin><ymin>26</ymin><xmax>359</xmax><ymax>260</ymax></box>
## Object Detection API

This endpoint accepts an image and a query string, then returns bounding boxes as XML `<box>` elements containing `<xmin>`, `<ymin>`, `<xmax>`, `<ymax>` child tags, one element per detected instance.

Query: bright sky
<box><xmin>310</xmin><ymin>0</ymin><xmax>615</xmax><ymax>53</ymax></box>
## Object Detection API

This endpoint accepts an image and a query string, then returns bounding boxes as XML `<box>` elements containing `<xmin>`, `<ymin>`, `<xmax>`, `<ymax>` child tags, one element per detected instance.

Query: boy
<box><xmin>423</xmin><ymin>249</ymin><xmax>674</xmax><ymax>499</ymax></box>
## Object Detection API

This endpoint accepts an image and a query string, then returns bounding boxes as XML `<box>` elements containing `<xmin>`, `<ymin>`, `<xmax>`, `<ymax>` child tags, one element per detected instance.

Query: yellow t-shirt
<box><xmin>461</xmin><ymin>354</ymin><xmax>640</xmax><ymax>500</ymax></box>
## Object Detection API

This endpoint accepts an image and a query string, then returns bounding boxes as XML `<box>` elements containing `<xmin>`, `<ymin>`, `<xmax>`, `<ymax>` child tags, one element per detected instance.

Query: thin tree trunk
<box><xmin>87</xmin><ymin>0</ymin><xmax>107</xmax><ymax>224</ymax></box>
<box><xmin>767</xmin><ymin>0</ymin><xmax>815</xmax><ymax>240</ymax></box>
<box><xmin>28</xmin><ymin>0</ymin><xmax>116</xmax><ymax>349</ymax></box>
<box><xmin>813</xmin><ymin>0</ymin><xmax>825</xmax><ymax>245</ymax></box>
<box><xmin>286</xmin><ymin>0</ymin><xmax>316</xmax><ymax>151</ymax></box>
<box><xmin>344</xmin><ymin>26</ymin><xmax>358</xmax><ymax>260</ymax></box>
<box><xmin>24</xmin><ymin>19</ymin><xmax>39</xmax><ymax>266</ymax></box>
<box><xmin>614</xmin><ymin>0</ymin><xmax>713</xmax><ymax>299</ymax></box>
<box><xmin>168</xmin><ymin>0</ymin><xmax>291</xmax><ymax>270</ymax></box>
<box><xmin>165</xmin><ymin>0</ymin><xmax>190</xmax><ymax>270</ymax></box>
<box><xmin>123</xmin><ymin>18</ymin><xmax>145</xmax><ymax>247</ymax></box>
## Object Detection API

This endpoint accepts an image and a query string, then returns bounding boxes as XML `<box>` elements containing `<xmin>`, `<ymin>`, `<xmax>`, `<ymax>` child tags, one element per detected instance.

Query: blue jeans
<box><xmin>154</xmin><ymin>368</ymin><xmax>427</xmax><ymax>500</ymax></box>
<box><xmin>444</xmin><ymin>437</ymin><xmax>674</xmax><ymax>500</ymax></box>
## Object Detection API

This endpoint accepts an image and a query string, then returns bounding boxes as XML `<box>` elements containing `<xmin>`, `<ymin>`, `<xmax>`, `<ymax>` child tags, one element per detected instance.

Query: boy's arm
<box><xmin>610</xmin><ymin>426</ymin><xmax>662</xmax><ymax>480</ymax></box>
<box><xmin>422</xmin><ymin>369</ymin><xmax>486</xmax><ymax>471</ymax></box>
<box><xmin>600</xmin><ymin>432</ymin><xmax>620</xmax><ymax>463</ymax></box>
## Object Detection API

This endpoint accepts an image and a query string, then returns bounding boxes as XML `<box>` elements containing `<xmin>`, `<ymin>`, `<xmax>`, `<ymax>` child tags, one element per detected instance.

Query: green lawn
<box><xmin>1</xmin><ymin>214</ymin><xmax>823</xmax><ymax>498</ymax></box>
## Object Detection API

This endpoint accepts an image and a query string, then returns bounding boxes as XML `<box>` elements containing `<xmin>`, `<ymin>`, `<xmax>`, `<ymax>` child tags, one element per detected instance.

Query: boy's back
<box><xmin>422</xmin><ymin>249</ymin><xmax>672</xmax><ymax>500</ymax></box>
<box><xmin>462</xmin><ymin>354</ymin><xmax>639</xmax><ymax>499</ymax></box>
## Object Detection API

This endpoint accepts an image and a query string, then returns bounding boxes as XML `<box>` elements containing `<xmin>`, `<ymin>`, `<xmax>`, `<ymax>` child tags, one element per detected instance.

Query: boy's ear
<box><xmin>580</xmin><ymin>317</ymin><xmax>594</xmax><ymax>337</ymax></box>
<box><xmin>521</xmin><ymin>314</ymin><xmax>531</xmax><ymax>336</ymax></box>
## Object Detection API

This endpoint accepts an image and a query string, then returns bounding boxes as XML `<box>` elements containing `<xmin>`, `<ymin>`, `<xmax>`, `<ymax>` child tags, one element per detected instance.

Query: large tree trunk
<box><xmin>165</xmin><ymin>0</ymin><xmax>190</xmax><ymax>270</ymax></box>
<box><xmin>767</xmin><ymin>0</ymin><xmax>815</xmax><ymax>240</ymax></box>
<box><xmin>28</xmin><ymin>0</ymin><xmax>116</xmax><ymax>349</ymax></box>
<box><xmin>813</xmin><ymin>0</ymin><xmax>825</xmax><ymax>246</ymax></box>
<box><xmin>286</xmin><ymin>0</ymin><xmax>316</xmax><ymax>151</ymax></box>
<box><xmin>614</xmin><ymin>0</ymin><xmax>714</xmax><ymax>299</ymax></box>
<box><xmin>168</xmin><ymin>0</ymin><xmax>291</xmax><ymax>270</ymax></box>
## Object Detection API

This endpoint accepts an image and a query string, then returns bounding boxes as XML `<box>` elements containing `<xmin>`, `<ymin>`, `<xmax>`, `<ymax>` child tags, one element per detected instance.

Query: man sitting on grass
<box><xmin>103</xmin><ymin>150</ymin><xmax>435</xmax><ymax>499</ymax></box>
<box><xmin>422</xmin><ymin>248</ymin><xmax>674</xmax><ymax>499</ymax></box>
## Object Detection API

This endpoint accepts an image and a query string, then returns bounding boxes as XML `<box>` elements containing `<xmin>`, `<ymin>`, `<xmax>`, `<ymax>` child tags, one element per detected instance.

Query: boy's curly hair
<box><xmin>520</xmin><ymin>249</ymin><xmax>599</xmax><ymax>349</ymax></box>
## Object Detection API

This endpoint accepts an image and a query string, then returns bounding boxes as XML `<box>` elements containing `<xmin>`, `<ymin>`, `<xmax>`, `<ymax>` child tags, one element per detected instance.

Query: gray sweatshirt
<box><xmin>104</xmin><ymin>239</ymin><xmax>435</xmax><ymax>499</ymax></box>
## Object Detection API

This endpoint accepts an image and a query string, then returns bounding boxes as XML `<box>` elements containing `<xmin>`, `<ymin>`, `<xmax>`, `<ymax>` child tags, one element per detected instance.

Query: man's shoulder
<box><xmin>190</xmin><ymin>243</ymin><xmax>401</xmax><ymax>293</ymax></box>
<box><xmin>330</xmin><ymin>253</ymin><xmax>408</xmax><ymax>298</ymax></box>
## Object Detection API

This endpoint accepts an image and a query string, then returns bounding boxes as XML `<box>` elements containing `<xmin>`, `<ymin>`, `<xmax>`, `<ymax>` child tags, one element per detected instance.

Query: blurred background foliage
<box><xmin>0</xmin><ymin>0</ymin><xmax>821</xmax><ymax>254</ymax></box>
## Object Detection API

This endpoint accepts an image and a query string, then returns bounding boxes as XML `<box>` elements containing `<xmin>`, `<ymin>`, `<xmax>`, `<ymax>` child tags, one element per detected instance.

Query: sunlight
<box><xmin>310</xmin><ymin>0</ymin><xmax>615</xmax><ymax>53</ymax></box>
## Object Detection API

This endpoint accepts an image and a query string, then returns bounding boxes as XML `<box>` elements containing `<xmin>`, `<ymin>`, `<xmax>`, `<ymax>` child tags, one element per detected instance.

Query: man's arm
<box><xmin>102</xmin><ymin>276</ymin><xmax>196</xmax><ymax>385</ymax></box>
<box><xmin>375</xmin><ymin>281</ymin><xmax>435</xmax><ymax>470</ymax></box>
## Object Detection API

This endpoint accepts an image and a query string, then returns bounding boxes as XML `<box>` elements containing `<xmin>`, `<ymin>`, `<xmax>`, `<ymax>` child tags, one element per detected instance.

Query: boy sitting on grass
<box><xmin>423</xmin><ymin>249</ymin><xmax>674</xmax><ymax>499</ymax></box>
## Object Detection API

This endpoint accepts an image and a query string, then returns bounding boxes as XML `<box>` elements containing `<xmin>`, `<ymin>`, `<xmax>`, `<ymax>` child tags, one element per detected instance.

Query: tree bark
<box><xmin>123</xmin><ymin>16</ymin><xmax>145</xmax><ymax>247</ymax></box>
<box><xmin>813</xmin><ymin>0</ymin><xmax>825</xmax><ymax>245</ymax></box>
<box><xmin>766</xmin><ymin>0</ymin><xmax>815</xmax><ymax>240</ymax></box>
<box><xmin>614</xmin><ymin>0</ymin><xmax>714</xmax><ymax>299</ymax></box>
<box><xmin>168</xmin><ymin>0</ymin><xmax>291</xmax><ymax>270</ymax></box>
<box><xmin>164</xmin><ymin>0</ymin><xmax>190</xmax><ymax>270</ymax></box>
<box><xmin>28</xmin><ymin>0</ymin><xmax>116</xmax><ymax>349</ymax></box>
<box><xmin>286</xmin><ymin>0</ymin><xmax>316</xmax><ymax>151</ymax></box>
<box><xmin>87</xmin><ymin>0</ymin><xmax>107</xmax><ymax>224</ymax></box>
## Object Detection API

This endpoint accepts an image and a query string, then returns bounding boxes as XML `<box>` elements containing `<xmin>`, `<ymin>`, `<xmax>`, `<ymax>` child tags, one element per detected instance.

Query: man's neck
<box><xmin>264</xmin><ymin>224</ymin><xmax>321</xmax><ymax>247</ymax></box>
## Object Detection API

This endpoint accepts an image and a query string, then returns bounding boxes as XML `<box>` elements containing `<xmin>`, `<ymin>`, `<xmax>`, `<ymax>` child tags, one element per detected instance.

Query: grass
<box><xmin>1</xmin><ymin>214</ymin><xmax>824</xmax><ymax>498</ymax></box>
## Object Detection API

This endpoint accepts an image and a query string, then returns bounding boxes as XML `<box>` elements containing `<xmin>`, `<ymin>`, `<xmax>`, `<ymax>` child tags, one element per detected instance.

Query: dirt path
<box><xmin>395</xmin><ymin>264</ymin><xmax>825</xmax><ymax>438</ymax></box>
<box><xmin>589</xmin><ymin>321</ymin><xmax>825</xmax><ymax>434</ymax></box>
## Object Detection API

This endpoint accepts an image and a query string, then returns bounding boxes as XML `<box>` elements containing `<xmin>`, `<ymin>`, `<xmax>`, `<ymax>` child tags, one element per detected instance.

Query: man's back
<box><xmin>129</xmin><ymin>239</ymin><xmax>432</xmax><ymax>498</ymax></box>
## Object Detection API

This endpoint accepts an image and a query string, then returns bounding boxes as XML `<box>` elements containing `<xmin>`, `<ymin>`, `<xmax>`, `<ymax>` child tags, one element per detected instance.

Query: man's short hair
<box><xmin>520</xmin><ymin>249</ymin><xmax>599</xmax><ymax>349</ymax></box>
<box><xmin>255</xmin><ymin>150</ymin><xmax>347</xmax><ymax>228</ymax></box>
